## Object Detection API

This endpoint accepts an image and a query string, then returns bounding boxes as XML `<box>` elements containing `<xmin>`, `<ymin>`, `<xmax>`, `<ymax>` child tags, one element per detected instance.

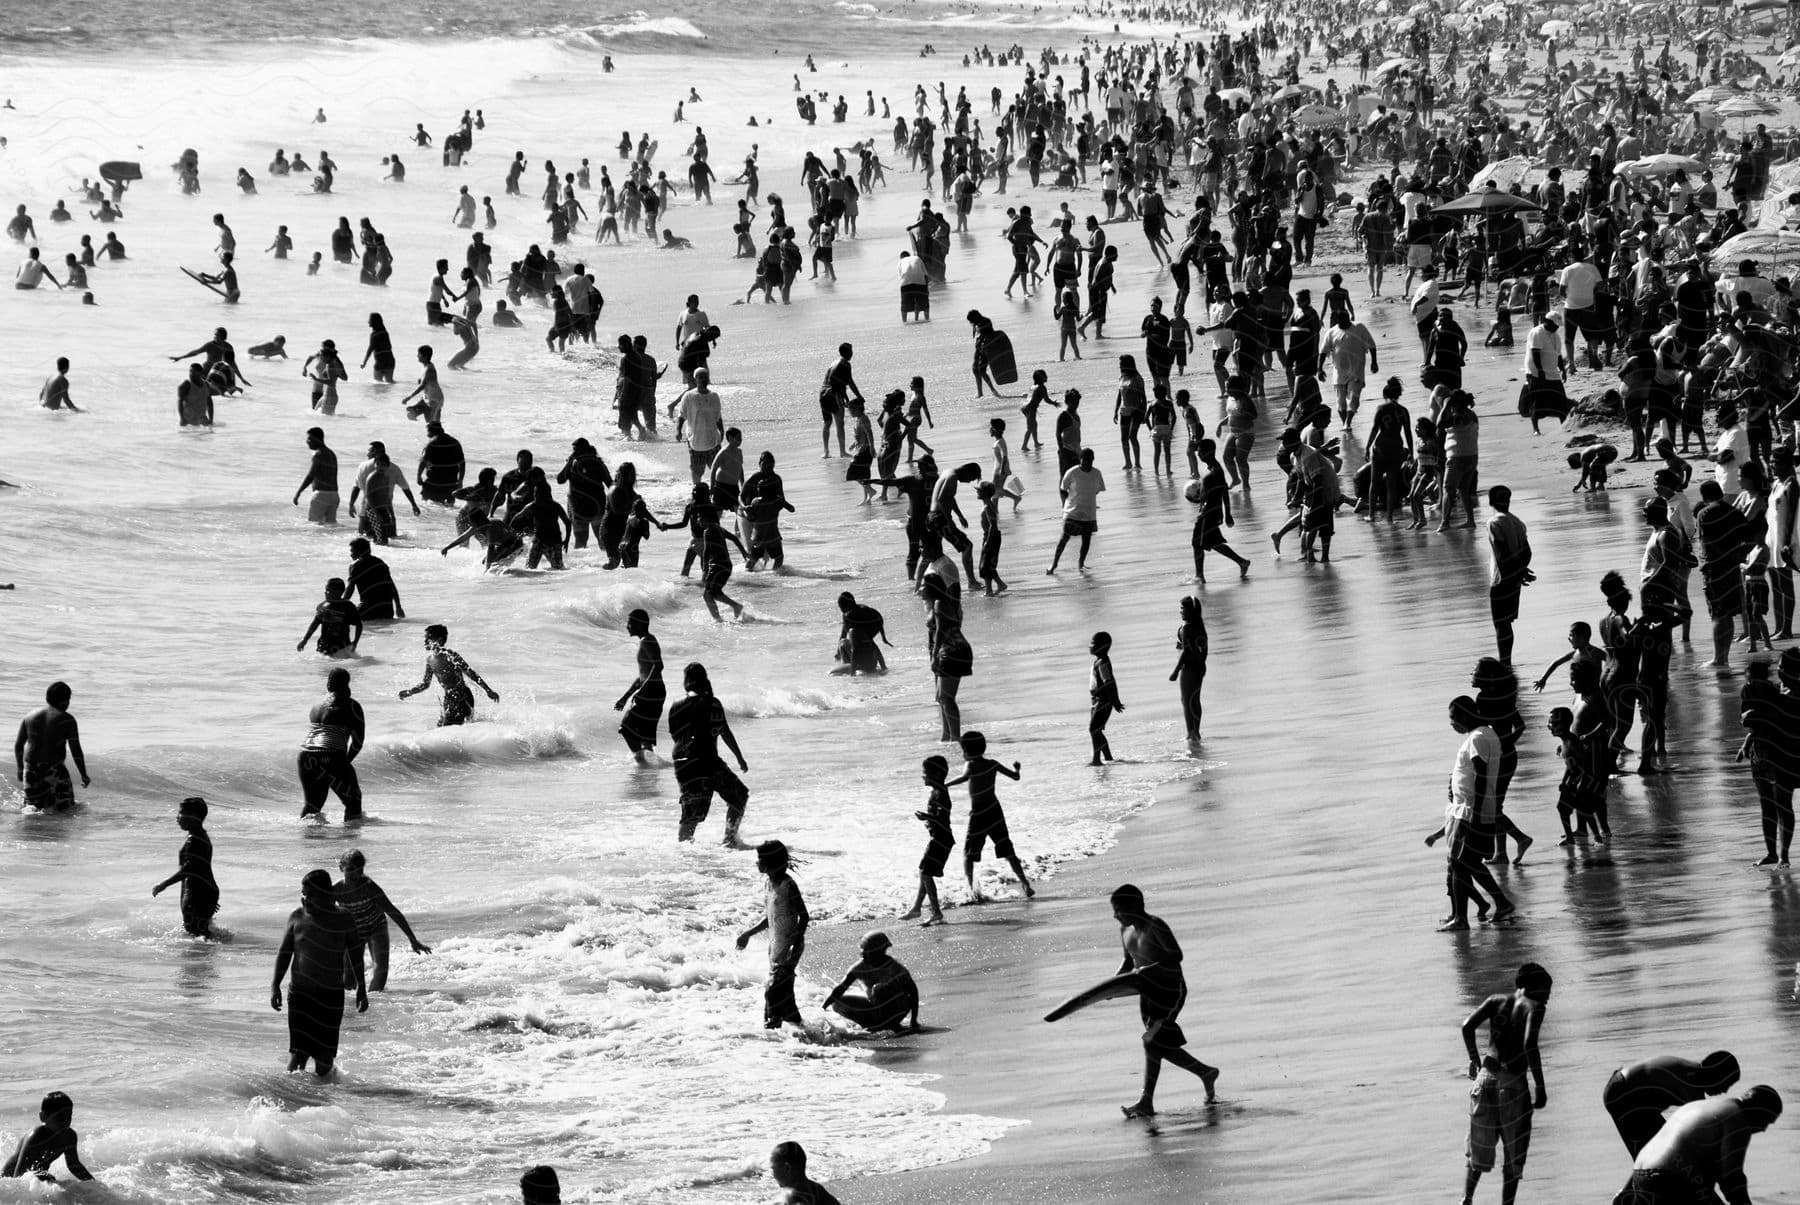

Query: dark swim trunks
<box><xmin>964</xmin><ymin>803</ymin><xmax>1014</xmax><ymax>860</ymax></box>
<box><xmin>438</xmin><ymin>682</ymin><xmax>475</xmax><ymax>726</ymax></box>
<box><xmin>287</xmin><ymin>983</ymin><xmax>346</xmax><ymax>1065</ymax></box>
<box><xmin>23</xmin><ymin>761</ymin><xmax>75</xmax><ymax>810</ymax></box>
<box><xmin>298</xmin><ymin>750</ymin><xmax>363</xmax><ymax>818</ymax></box>
<box><xmin>1490</xmin><ymin>582</ymin><xmax>1523</xmax><ymax>625</ymax></box>
<box><xmin>1136</xmin><ymin>964</ymin><xmax>1190</xmax><ymax>1051</ymax></box>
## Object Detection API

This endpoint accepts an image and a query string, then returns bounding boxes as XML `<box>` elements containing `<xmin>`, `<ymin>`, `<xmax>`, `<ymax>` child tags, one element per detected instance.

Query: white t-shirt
<box><xmin>1714</xmin><ymin>424</ymin><xmax>1750</xmax><ymax>494</ymax></box>
<box><xmin>678</xmin><ymin>388</ymin><xmax>723</xmax><ymax>453</ymax></box>
<box><xmin>1060</xmin><ymin>465</ymin><xmax>1106</xmax><ymax>520</ymax></box>
<box><xmin>1448</xmin><ymin>725</ymin><xmax>1502</xmax><ymax>826</ymax></box>
<box><xmin>1559</xmin><ymin>261</ymin><xmax>1602</xmax><ymax>309</ymax></box>
<box><xmin>1524</xmin><ymin>322</ymin><xmax>1561</xmax><ymax>378</ymax></box>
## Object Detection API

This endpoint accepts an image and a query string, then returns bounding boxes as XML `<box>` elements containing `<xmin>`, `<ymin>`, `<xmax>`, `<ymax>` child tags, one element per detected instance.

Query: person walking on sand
<box><xmin>271</xmin><ymin>869</ymin><xmax>367</xmax><ymax>1076</ymax></box>
<box><xmin>151</xmin><ymin>796</ymin><xmax>219</xmax><ymax>937</ymax></box>
<box><xmin>335</xmin><ymin>849</ymin><xmax>431</xmax><ymax>992</ymax></box>
<box><xmin>1191</xmin><ymin>439</ymin><xmax>1251</xmax><ymax>582</ymax></box>
<box><xmin>736</xmin><ymin>839</ymin><xmax>808</xmax><ymax>1029</ymax></box>
<box><xmin>1486</xmin><ymin>486</ymin><xmax>1534</xmax><ymax>666</ymax></box>
<box><xmin>1047</xmin><ymin>447</ymin><xmax>1104</xmax><ymax>574</ymax></box>
<box><xmin>1104</xmin><ymin>884</ymin><xmax>1220</xmax><ymax>1118</ymax></box>
<box><xmin>1458</xmin><ymin>963</ymin><xmax>1552</xmax><ymax>1205</ymax></box>
<box><xmin>14</xmin><ymin>681</ymin><xmax>90</xmax><ymax>812</ymax></box>
<box><xmin>1425</xmin><ymin>696</ymin><xmax>1514</xmax><ymax>930</ymax></box>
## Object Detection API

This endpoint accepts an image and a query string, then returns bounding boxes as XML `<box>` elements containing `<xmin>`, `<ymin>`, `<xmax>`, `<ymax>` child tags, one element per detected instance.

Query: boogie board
<box><xmin>99</xmin><ymin>160</ymin><xmax>142</xmax><ymax>183</ymax></box>
<box><xmin>983</xmin><ymin>329</ymin><xmax>1018</xmax><ymax>385</ymax></box>
<box><xmin>181</xmin><ymin>266</ymin><xmax>231</xmax><ymax>301</ymax></box>
<box><xmin>1044</xmin><ymin>971</ymin><xmax>1141</xmax><ymax>1022</ymax></box>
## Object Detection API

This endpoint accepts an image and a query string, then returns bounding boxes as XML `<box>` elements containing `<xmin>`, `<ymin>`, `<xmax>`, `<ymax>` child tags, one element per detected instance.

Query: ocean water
<box><xmin>0</xmin><ymin>12</ymin><xmax>1212</xmax><ymax>1202</ymax></box>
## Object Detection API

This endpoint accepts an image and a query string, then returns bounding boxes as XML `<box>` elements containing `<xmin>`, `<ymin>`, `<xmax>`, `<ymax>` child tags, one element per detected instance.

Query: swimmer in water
<box><xmin>334</xmin><ymin>849</ymin><xmax>432</xmax><ymax>991</ymax></box>
<box><xmin>298</xmin><ymin>667</ymin><xmax>366</xmax><ymax>820</ymax></box>
<box><xmin>38</xmin><ymin>357</ymin><xmax>79</xmax><ymax>412</ymax></box>
<box><xmin>13</xmin><ymin>680</ymin><xmax>89</xmax><ymax>810</ymax></box>
<box><xmin>296</xmin><ymin>577</ymin><xmax>363</xmax><ymax>656</ymax></box>
<box><xmin>613</xmin><ymin>609</ymin><xmax>667</xmax><ymax>763</ymax></box>
<box><xmin>250</xmin><ymin>335</ymin><xmax>288</xmax><ymax>359</ymax></box>
<box><xmin>440</xmin><ymin>506</ymin><xmax>525</xmax><ymax>570</ymax></box>
<box><xmin>769</xmin><ymin>1142</ymin><xmax>841</xmax><ymax>1205</ymax></box>
<box><xmin>1</xmin><ymin>1091</ymin><xmax>94</xmax><ymax>1182</ymax></box>
<box><xmin>398</xmin><ymin>624</ymin><xmax>499</xmax><ymax>726</ymax></box>
<box><xmin>151</xmin><ymin>796</ymin><xmax>219</xmax><ymax>937</ymax></box>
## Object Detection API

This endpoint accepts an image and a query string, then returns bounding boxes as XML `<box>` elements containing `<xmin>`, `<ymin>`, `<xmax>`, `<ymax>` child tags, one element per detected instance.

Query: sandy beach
<box><xmin>3</xmin><ymin>8</ymin><xmax>1800</xmax><ymax>1203</ymax></box>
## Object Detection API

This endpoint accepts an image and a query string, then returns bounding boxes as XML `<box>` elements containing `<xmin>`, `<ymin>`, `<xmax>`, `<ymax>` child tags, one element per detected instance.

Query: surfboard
<box><xmin>1044</xmin><ymin>971</ymin><xmax>1140</xmax><ymax>1022</ymax></box>
<box><xmin>182</xmin><ymin>267</ymin><xmax>230</xmax><ymax>300</ymax></box>
<box><xmin>99</xmin><ymin>160</ymin><xmax>142</xmax><ymax>182</ymax></box>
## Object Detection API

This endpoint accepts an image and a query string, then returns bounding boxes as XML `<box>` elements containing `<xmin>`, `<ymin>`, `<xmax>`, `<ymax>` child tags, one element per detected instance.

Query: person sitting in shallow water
<box><xmin>660</xmin><ymin>229</ymin><xmax>693</xmax><ymax>249</ymax></box>
<box><xmin>2</xmin><ymin>1090</ymin><xmax>94</xmax><ymax>1181</ymax></box>
<box><xmin>821</xmin><ymin>931</ymin><xmax>920</xmax><ymax>1032</ymax></box>
<box><xmin>492</xmin><ymin>300</ymin><xmax>522</xmax><ymax>328</ymax></box>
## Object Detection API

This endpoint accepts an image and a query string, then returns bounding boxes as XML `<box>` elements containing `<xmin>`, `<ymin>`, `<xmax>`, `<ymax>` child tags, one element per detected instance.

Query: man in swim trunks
<box><xmin>294</xmin><ymin>428</ymin><xmax>340</xmax><ymax>524</ymax></box>
<box><xmin>821</xmin><ymin>930</ymin><xmax>920</xmax><ymax>1032</ymax></box>
<box><xmin>38</xmin><ymin>358</ymin><xmax>78</xmax><ymax>412</ymax></box>
<box><xmin>416</xmin><ymin>422</ymin><xmax>466</xmax><ymax>506</ymax></box>
<box><xmin>1109</xmin><ymin>884</ymin><xmax>1219</xmax><ymax>1117</ymax></box>
<box><xmin>346</xmin><ymin>538</ymin><xmax>404</xmax><ymax>620</ymax></box>
<box><xmin>298</xmin><ymin>667</ymin><xmax>365</xmax><ymax>821</ymax></box>
<box><xmin>14</xmin><ymin>681</ymin><xmax>89</xmax><ymax>811</ymax></box>
<box><xmin>398</xmin><ymin>624</ymin><xmax>499</xmax><ymax>726</ymax></box>
<box><xmin>1486</xmin><ymin>485</ymin><xmax>1534</xmax><ymax>666</ymax></box>
<box><xmin>1460</xmin><ymin>962</ymin><xmax>1552</xmax><ymax>1205</ymax></box>
<box><xmin>1612</xmin><ymin>1086</ymin><xmax>1781</xmax><ymax>1205</ymax></box>
<box><xmin>271</xmin><ymin>869</ymin><xmax>367</xmax><ymax>1076</ymax></box>
<box><xmin>334</xmin><ymin>849</ymin><xmax>431</xmax><ymax>991</ymax></box>
<box><xmin>1603</xmin><ymin>1051</ymin><xmax>1740</xmax><ymax>1158</ymax></box>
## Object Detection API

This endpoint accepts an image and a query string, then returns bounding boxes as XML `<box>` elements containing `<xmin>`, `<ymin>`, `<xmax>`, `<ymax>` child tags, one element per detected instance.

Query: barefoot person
<box><xmin>271</xmin><ymin>869</ymin><xmax>368</xmax><ymax>1076</ymax></box>
<box><xmin>1486</xmin><ymin>486</ymin><xmax>1535</xmax><ymax>666</ymax></box>
<box><xmin>1170</xmin><ymin>596</ymin><xmax>1208</xmax><ymax>741</ymax></box>
<box><xmin>900</xmin><ymin>754</ymin><xmax>952</xmax><ymax>925</ymax></box>
<box><xmin>736</xmin><ymin>839</ymin><xmax>808</xmax><ymax>1029</ymax></box>
<box><xmin>298</xmin><ymin>667</ymin><xmax>365</xmax><ymax>821</ymax></box>
<box><xmin>150</xmin><ymin>796</ymin><xmax>218</xmax><ymax>937</ymax></box>
<box><xmin>1047</xmin><ymin>448</ymin><xmax>1104</xmax><ymax>574</ymax></box>
<box><xmin>947</xmin><ymin>730</ymin><xmax>1034</xmax><ymax>901</ymax></box>
<box><xmin>398</xmin><ymin>625</ymin><xmax>499</xmax><ymax>726</ymax></box>
<box><xmin>1611</xmin><ymin>1086</ymin><xmax>1782</xmax><ymax>1205</ymax></box>
<box><xmin>335</xmin><ymin>849</ymin><xmax>432</xmax><ymax>992</ymax></box>
<box><xmin>1104</xmin><ymin>884</ymin><xmax>1220</xmax><ymax>1118</ymax></box>
<box><xmin>1459</xmin><ymin>962</ymin><xmax>1552</xmax><ymax>1205</ymax></box>
<box><xmin>821</xmin><ymin>930</ymin><xmax>920</xmax><ymax>1032</ymax></box>
<box><xmin>1602</xmin><ymin>1051</ymin><xmax>1740</xmax><ymax>1157</ymax></box>
<box><xmin>1</xmin><ymin>1091</ymin><xmax>93</xmax><ymax>1182</ymax></box>
<box><xmin>14</xmin><ymin>681</ymin><xmax>90</xmax><ymax>811</ymax></box>
<box><xmin>613</xmin><ymin>609</ymin><xmax>667</xmax><ymax>763</ymax></box>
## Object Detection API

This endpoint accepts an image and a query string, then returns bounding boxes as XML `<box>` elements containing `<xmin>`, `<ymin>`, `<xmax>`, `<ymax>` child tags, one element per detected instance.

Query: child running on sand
<box><xmin>947</xmin><ymin>730</ymin><xmax>1034</xmax><ymax>902</ymax></box>
<box><xmin>900</xmin><ymin>754</ymin><xmax>953</xmax><ymax>925</ymax></box>
<box><xmin>1020</xmin><ymin>368</ymin><xmax>1058</xmax><ymax>451</ymax></box>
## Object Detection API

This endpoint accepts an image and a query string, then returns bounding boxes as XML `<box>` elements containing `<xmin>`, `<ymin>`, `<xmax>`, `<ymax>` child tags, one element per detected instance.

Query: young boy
<box><xmin>947</xmin><ymin>730</ymin><xmax>1034</xmax><ymax>902</ymax></box>
<box><xmin>821</xmin><ymin>931</ymin><xmax>920</xmax><ymax>1032</ymax></box>
<box><xmin>1178</xmin><ymin>388</ymin><xmax>1203</xmax><ymax>478</ymax></box>
<box><xmin>1568</xmin><ymin>442</ymin><xmax>1619</xmax><ymax>491</ymax></box>
<box><xmin>901</xmin><ymin>755</ymin><xmax>953</xmax><ymax>925</ymax></box>
<box><xmin>736</xmin><ymin>840</ymin><xmax>809</xmax><ymax>1029</ymax></box>
<box><xmin>296</xmin><ymin>577</ymin><xmax>363</xmax><ymax>656</ymax></box>
<box><xmin>335</xmin><ymin>848</ymin><xmax>432</xmax><ymax>991</ymax></box>
<box><xmin>1531</xmin><ymin>621</ymin><xmax>1603</xmax><ymax>694</ymax></box>
<box><xmin>1088</xmin><ymin>631</ymin><xmax>1124</xmax><ymax>765</ymax></box>
<box><xmin>398</xmin><ymin>624</ymin><xmax>500</xmax><ymax>726</ymax></box>
<box><xmin>974</xmin><ymin>481</ymin><xmax>1008</xmax><ymax>596</ymax></box>
<box><xmin>1743</xmin><ymin>540</ymin><xmax>1773</xmax><ymax>652</ymax></box>
<box><xmin>1108</xmin><ymin>884</ymin><xmax>1220</xmax><ymax>1117</ymax></box>
<box><xmin>2</xmin><ymin>1091</ymin><xmax>93</xmax><ymax>1182</ymax></box>
<box><xmin>904</xmin><ymin>375</ymin><xmax>934</xmax><ymax>460</ymax></box>
<box><xmin>1549</xmin><ymin>707</ymin><xmax>1606</xmax><ymax>845</ymax></box>
<box><xmin>152</xmin><ymin>795</ymin><xmax>220</xmax><ymax>937</ymax></box>
<box><xmin>1020</xmin><ymin>369</ymin><xmax>1058</xmax><ymax>451</ymax></box>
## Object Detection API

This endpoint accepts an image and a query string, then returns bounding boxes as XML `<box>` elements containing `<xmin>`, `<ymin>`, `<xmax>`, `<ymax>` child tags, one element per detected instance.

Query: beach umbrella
<box><xmin>1780</xmin><ymin>44</ymin><xmax>1800</xmax><ymax>67</ymax></box>
<box><xmin>1433</xmin><ymin>191</ymin><xmax>1544</xmax><ymax>214</ymax></box>
<box><xmin>1686</xmin><ymin>84</ymin><xmax>1742</xmax><ymax>105</ymax></box>
<box><xmin>1270</xmin><ymin>83</ymin><xmax>1319</xmax><ymax>102</ymax></box>
<box><xmin>1466</xmin><ymin>155</ymin><xmax>1533</xmax><ymax>190</ymax></box>
<box><xmin>1408</xmin><ymin>0</ymin><xmax>1433</xmax><ymax>13</ymax></box>
<box><xmin>1372</xmin><ymin>0</ymin><xmax>1392</xmax><ymax>12</ymax></box>
<box><xmin>1711</xmin><ymin>228</ymin><xmax>1800</xmax><ymax>267</ymax></box>
<box><xmin>1616</xmin><ymin>153</ymin><xmax>1709</xmax><ymax>177</ymax></box>
<box><xmin>1374</xmin><ymin>56</ymin><xmax>1419</xmax><ymax>78</ymax></box>
<box><xmin>1714</xmin><ymin>94</ymin><xmax>1778</xmax><ymax>118</ymax></box>
<box><xmin>1291</xmin><ymin>103</ymin><xmax>1347</xmax><ymax>128</ymax></box>
<box><xmin>1540</xmin><ymin>18</ymin><xmax>1575</xmax><ymax>34</ymax></box>
<box><xmin>1215</xmin><ymin>87</ymin><xmax>1252</xmax><ymax>105</ymax></box>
